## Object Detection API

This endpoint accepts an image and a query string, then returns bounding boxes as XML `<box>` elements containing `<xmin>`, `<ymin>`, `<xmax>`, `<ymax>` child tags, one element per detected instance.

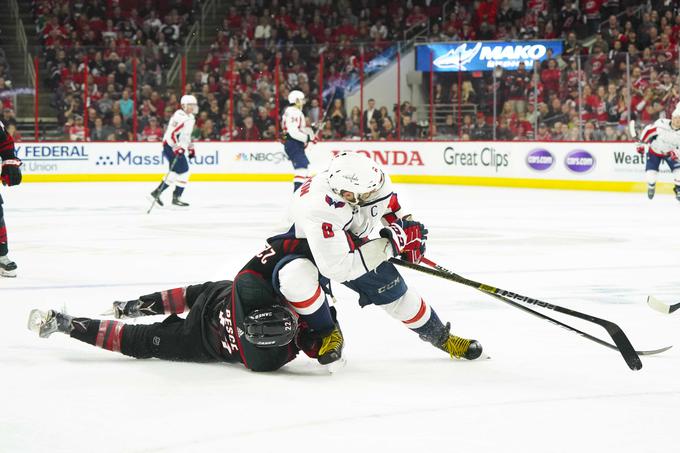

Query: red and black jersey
<box><xmin>0</xmin><ymin>120</ymin><xmax>16</xmax><ymax>161</ymax></box>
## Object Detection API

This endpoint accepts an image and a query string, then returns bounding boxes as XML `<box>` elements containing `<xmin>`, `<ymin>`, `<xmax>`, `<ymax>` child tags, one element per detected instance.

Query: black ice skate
<box><xmin>647</xmin><ymin>183</ymin><xmax>655</xmax><ymax>200</ymax></box>
<box><xmin>675</xmin><ymin>186</ymin><xmax>680</xmax><ymax>202</ymax></box>
<box><xmin>425</xmin><ymin>322</ymin><xmax>483</xmax><ymax>360</ymax></box>
<box><xmin>27</xmin><ymin>309</ymin><xmax>73</xmax><ymax>338</ymax></box>
<box><xmin>111</xmin><ymin>299</ymin><xmax>157</xmax><ymax>319</ymax></box>
<box><xmin>0</xmin><ymin>255</ymin><xmax>17</xmax><ymax>277</ymax></box>
<box><xmin>149</xmin><ymin>187</ymin><xmax>164</xmax><ymax>206</ymax></box>
<box><xmin>172</xmin><ymin>195</ymin><xmax>190</xmax><ymax>207</ymax></box>
<box><xmin>317</xmin><ymin>325</ymin><xmax>344</xmax><ymax>365</ymax></box>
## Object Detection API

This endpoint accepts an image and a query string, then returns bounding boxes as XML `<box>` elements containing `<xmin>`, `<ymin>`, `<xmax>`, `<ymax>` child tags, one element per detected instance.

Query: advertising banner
<box><xmin>15</xmin><ymin>140</ymin><xmax>669</xmax><ymax>191</ymax></box>
<box><xmin>415</xmin><ymin>41</ymin><xmax>564</xmax><ymax>72</ymax></box>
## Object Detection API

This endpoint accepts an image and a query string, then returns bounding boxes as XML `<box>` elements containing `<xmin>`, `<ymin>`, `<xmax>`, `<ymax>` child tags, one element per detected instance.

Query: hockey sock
<box><xmin>412</xmin><ymin>309</ymin><xmax>448</xmax><ymax>345</ymax></box>
<box><xmin>70</xmin><ymin>318</ymin><xmax>126</xmax><ymax>353</ymax></box>
<box><xmin>158</xmin><ymin>288</ymin><xmax>188</xmax><ymax>314</ymax></box>
<box><xmin>157</xmin><ymin>181</ymin><xmax>169</xmax><ymax>193</ymax></box>
<box><xmin>173</xmin><ymin>186</ymin><xmax>185</xmax><ymax>197</ymax></box>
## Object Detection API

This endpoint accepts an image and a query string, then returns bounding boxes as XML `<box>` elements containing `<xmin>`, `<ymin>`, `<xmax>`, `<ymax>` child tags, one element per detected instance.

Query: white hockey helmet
<box><xmin>288</xmin><ymin>90</ymin><xmax>305</xmax><ymax>105</ymax></box>
<box><xmin>180</xmin><ymin>94</ymin><xmax>198</xmax><ymax>114</ymax></box>
<box><xmin>327</xmin><ymin>152</ymin><xmax>384</xmax><ymax>205</ymax></box>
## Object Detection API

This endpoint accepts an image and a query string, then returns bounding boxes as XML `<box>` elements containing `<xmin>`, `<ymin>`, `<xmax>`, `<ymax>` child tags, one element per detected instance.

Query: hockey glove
<box><xmin>188</xmin><ymin>144</ymin><xmax>195</xmax><ymax>159</ymax></box>
<box><xmin>635</xmin><ymin>143</ymin><xmax>646</xmax><ymax>155</ymax></box>
<box><xmin>379</xmin><ymin>219</ymin><xmax>428</xmax><ymax>263</ymax></box>
<box><xmin>173</xmin><ymin>147</ymin><xmax>186</xmax><ymax>156</ymax></box>
<box><xmin>669</xmin><ymin>150</ymin><xmax>679</xmax><ymax>161</ymax></box>
<box><xmin>1</xmin><ymin>158</ymin><xmax>22</xmax><ymax>186</ymax></box>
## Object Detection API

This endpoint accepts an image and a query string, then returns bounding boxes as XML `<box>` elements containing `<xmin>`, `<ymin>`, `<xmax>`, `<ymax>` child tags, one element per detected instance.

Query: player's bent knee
<box><xmin>277</xmin><ymin>258</ymin><xmax>325</xmax><ymax>315</ymax></box>
<box><xmin>381</xmin><ymin>289</ymin><xmax>431</xmax><ymax>329</ymax></box>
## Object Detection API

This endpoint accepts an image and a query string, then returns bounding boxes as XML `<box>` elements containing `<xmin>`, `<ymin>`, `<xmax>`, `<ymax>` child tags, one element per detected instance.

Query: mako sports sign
<box><xmin>416</xmin><ymin>40</ymin><xmax>563</xmax><ymax>72</ymax></box>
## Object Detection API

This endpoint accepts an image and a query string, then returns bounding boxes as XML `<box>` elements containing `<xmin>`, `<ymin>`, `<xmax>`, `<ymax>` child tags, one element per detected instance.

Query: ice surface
<box><xmin>1</xmin><ymin>182</ymin><xmax>679</xmax><ymax>453</ymax></box>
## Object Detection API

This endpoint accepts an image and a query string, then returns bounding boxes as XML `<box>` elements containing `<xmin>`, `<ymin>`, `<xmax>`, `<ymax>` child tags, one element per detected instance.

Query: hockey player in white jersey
<box><xmin>282</xmin><ymin>90</ymin><xmax>316</xmax><ymax>191</ymax></box>
<box><xmin>263</xmin><ymin>152</ymin><xmax>483</xmax><ymax>364</ymax></box>
<box><xmin>636</xmin><ymin>104</ymin><xmax>680</xmax><ymax>200</ymax></box>
<box><xmin>150</xmin><ymin>95</ymin><xmax>197</xmax><ymax>207</ymax></box>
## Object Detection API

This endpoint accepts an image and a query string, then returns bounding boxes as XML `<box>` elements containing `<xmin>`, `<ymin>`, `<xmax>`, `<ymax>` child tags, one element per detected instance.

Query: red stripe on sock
<box><xmin>288</xmin><ymin>285</ymin><xmax>322</xmax><ymax>309</ymax></box>
<box><xmin>95</xmin><ymin>321</ymin><xmax>109</xmax><ymax>348</ymax></box>
<box><xmin>169</xmin><ymin>288</ymin><xmax>186</xmax><ymax>312</ymax></box>
<box><xmin>110</xmin><ymin>322</ymin><xmax>125</xmax><ymax>352</ymax></box>
<box><xmin>403</xmin><ymin>299</ymin><xmax>427</xmax><ymax>325</ymax></box>
<box><xmin>0</xmin><ymin>225</ymin><xmax>7</xmax><ymax>244</ymax></box>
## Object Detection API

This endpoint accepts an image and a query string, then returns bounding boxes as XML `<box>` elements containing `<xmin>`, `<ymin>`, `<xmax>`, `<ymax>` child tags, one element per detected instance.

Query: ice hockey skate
<box><xmin>427</xmin><ymin>322</ymin><xmax>483</xmax><ymax>360</ymax></box>
<box><xmin>317</xmin><ymin>325</ymin><xmax>344</xmax><ymax>365</ymax></box>
<box><xmin>149</xmin><ymin>187</ymin><xmax>164</xmax><ymax>207</ymax></box>
<box><xmin>675</xmin><ymin>186</ymin><xmax>680</xmax><ymax>202</ymax></box>
<box><xmin>172</xmin><ymin>195</ymin><xmax>190</xmax><ymax>207</ymax></box>
<box><xmin>0</xmin><ymin>255</ymin><xmax>17</xmax><ymax>277</ymax></box>
<box><xmin>27</xmin><ymin>309</ymin><xmax>73</xmax><ymax>338</ymax></box>
<box><xmin>647</xmin><ymin>183</ymin><xmax>655</xmax><ymax>199</ymax></box>
<box><xmin>109</xmin><ymin>299</ymin><xmax>157</xmax><ymax>319</ymax></box>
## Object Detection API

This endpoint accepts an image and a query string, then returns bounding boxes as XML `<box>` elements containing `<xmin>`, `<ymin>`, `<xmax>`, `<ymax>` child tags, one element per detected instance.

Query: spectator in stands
<box><xmin>400</xmin><ymin>114</ymin><xmax>417</xmax><ymax>139</ymax></box>
<box><xmin>238</xmin><ymin>116</ymin><xmax>261</xmax><ymax>140</ymax></box>
<box><xmin>141</xmin><ymin>116</ymin><xmax>163</xmax><ymax>141</ymax></box>
<box><xmin>111</xmin><ymin>114</ymin><xmax>131</xmax><ymax>141</ymax></box>
<box><xmin>363</xmin><ymin>99</ymin><xmax>381</xmax><ymax>133</ymax></box>
<box><xmin>91</xmin><ymin>117</ymin><xmax>112</xmax><ymax>142</ymax></box>
<box><xmin>470</xmin><ymin>113</ymin><xmax>492</xmax><ymax>140</ymax></box>
<box><xmin>68</xmin><ymin>115</ymin><xmax>86</xmax><ymax>141</ymax></box>
<box><xmin>119</xmin><ymin>89</ymin><xmax>134</xmax><ymax>121</ymax></box>
<box><xmin>437</xmin><ymin>114</ymin><xmax>456</xmax><ymax>138</ymax></box>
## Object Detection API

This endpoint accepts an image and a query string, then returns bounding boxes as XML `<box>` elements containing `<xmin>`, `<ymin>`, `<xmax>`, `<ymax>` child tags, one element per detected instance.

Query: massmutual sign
<box><xmin>416</xmin><ymin>40</ymin><xmax>563</xmax><ymax>72</ymax></box>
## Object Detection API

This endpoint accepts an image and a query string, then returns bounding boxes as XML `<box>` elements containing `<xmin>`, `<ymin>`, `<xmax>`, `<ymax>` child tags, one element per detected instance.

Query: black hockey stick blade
<box><xmin>390</xmin><ymin>258</ymin><xmax>655</xmax><ymax>370</ymax></box>
<box><xmin>647</xmin><ymin>296</ymin><xmax>680</xmax><ymax>314</ymax></box>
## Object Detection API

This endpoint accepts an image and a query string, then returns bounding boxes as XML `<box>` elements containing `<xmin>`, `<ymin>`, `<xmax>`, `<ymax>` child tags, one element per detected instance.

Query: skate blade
<box><xmin>1</xmin><ymin>269</ymin><xmax>17</xmax><ymax>278</ymax></box>
<box><xmin>100</xmin><ymin>308</ymin><xmax>116</xmax><ymax>317</ymax></box>
<box><xmin>324</xmin><ymin>357</ymin><xmax>347</xmax><ymax>374</ymax></box>
<box><xmin>27</xmin><ymin>309</ymin><xmax>47</xmax><ymax>333</ymax></box>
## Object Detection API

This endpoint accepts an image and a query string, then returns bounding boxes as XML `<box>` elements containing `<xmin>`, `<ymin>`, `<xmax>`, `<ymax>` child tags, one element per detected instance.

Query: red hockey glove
<box><xmin>669</xmin><ymin>150</ymin><xmax>679</xmax><ymax>161</ymax></box>
<box><xmin>635</xmin><ymin>143</ymin><xmax>646</xmax><ymax>155</ymax></box>
<box><xmin>173</xmin><ymin>147</ymin><xmax>185</xmax><ymax>156</ymax></box>
<box><xmin>1</xmin><ymin>158</ymin><xmax>22</xmax><ymax>186</ymax></box>
<box><xmin>380</xmin><ymin>219</ymin><xmax>428</xmax><ymax>263</ymax></box>
<box><xmin>188</xmin><ymin>144</ymin><xmax>195</xmax><ymax>159</ymax></box>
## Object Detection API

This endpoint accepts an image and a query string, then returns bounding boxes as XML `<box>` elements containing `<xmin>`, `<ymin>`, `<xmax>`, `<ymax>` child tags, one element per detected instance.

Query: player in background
<box><xmin>28</xmin><ymin>270</ymin><xmax>338</xmax><ymax>372</ymax></box>
<box><xmin>263</xmin><ymin>152</ymin><xmax>483</xmax><ymax>364</ymax></box>
<box><xmin>282</xmin><ymin>90</ymin><xmax>316</xmax><ymax>191</ymax></box>
<box><xmin>150</xmin><ymin>95</ymin><xmax>198</xmax><ymax>207</ymax></box>
<box><xmin>636</xmin><ymin>104</ymin><xmax>680</xmax><ymax>200</ymax></box>
<box><xmin>0</xmin><ymin>120</ymin><xmax>22</xmax><ymax>277</ymax></box>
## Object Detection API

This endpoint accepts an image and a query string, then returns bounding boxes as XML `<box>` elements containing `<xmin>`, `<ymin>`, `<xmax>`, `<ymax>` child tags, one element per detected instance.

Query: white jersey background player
<box><xmin>150</xmin><ymin>95</ymin><xmax>198</xmax><ymax>207</ymax></box>
<box><xmin>269</xmin><ymin>152</ymin><xmax>483</xmax><ymax>364</ymax></box>
<box><xmin>282</xmin><ymin>90</ymin><xmax>316</xmax><ymax>191</ymax></box>
<box><xmin>636</xmin><ymin>103</ymin><xmax>680</xmax><ymax>200</ymax></box>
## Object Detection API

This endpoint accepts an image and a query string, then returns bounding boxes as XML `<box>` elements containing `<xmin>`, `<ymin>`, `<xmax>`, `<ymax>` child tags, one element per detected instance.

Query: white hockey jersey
<box><xmin>282</xmin><ymin>106</ymin><xmax>310</xmax><ymax>143</ymax></box>
<box><xmin>639</xmin><ymin>119</ymin><xmax>680</xmax><ymax>157</ymax></box>
<box><xmin>288</xmin><ymin>170</ymin><xmax>408</xmax><ymax>283</ymax></box>
<box><xmin>163</xmin><ymin>109</ymin><xmax>195</xmax><ymax>151</ymax></box>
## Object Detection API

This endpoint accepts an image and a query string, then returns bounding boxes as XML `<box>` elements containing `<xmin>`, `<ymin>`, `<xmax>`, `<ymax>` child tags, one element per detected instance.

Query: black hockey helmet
<box><xmin>244</xmin><ymin>305</ymin><xmax>298</xmax><ymax>348</ymax></box>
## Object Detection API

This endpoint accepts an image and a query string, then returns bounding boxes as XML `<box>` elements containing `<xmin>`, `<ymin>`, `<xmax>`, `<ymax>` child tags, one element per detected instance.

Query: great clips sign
<box><xmin>416</xmin><ymin>41</ymin><xmax>563</xmax><ymax>72</ymax></box>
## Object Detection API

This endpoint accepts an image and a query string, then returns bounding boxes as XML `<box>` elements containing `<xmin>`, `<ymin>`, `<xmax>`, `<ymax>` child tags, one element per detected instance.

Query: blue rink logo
<box><xmin>565</xmin><ymin>150</ymin><xmax>596</xmax><ymax>173</ymax></box>
<box><xmin>96</xmin><ymin>150</ymin><xmax>220</xmax><ymax>166</ymax></box>
<box><xmin>17</xmin><ymin>145</ymin><xmax>88</xmax><ymax>160</ymax></box>
<box><xmin>526</xmin><ymin>149</ymin><xmax>554</xmax><ymax>171</ymax></box>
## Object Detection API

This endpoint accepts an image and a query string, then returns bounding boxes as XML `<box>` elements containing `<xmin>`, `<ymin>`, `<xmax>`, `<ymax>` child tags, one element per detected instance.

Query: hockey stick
<box><xmin>390</xmin><ymin>258</ymin><xmax>670</xmax><ymax>370</ymax></box>
<box><xmin>647</xmin><ymin>295</ymin><xmax>680</xmax><ymax>314</ymax></box>
<box><xmin>628</xmin><ymin>120</ymin><xmax>638</xmax><ymax>139</ymax></box>
<box><xmin>146</xmin><ymin>154</ymin><xmax>179</xmax><ymax>214</ymax></box>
